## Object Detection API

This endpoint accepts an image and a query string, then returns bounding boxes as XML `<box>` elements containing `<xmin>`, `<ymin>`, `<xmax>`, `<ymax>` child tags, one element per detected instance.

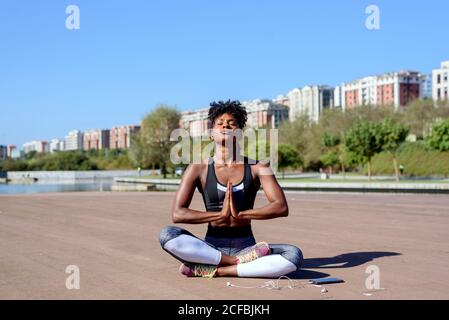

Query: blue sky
<box><xmin>1</xmin><ymin>0</ymin><xmax>448</xmax><ymax>147</ymax></box>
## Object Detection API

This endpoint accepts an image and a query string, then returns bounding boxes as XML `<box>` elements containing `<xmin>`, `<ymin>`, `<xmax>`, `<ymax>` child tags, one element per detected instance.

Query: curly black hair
<box><xmin>208</xmin><ymin>100</ymin><xmax>247</xmax><ymax>129</ymax></box>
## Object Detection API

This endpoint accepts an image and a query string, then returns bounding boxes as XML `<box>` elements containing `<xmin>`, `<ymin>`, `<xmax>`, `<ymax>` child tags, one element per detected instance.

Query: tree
<box><xmin>380</xmin><ymin>118</ymin><xmax>409</xmax><ymax>181</ymax></box>
<box><xmin>402</xmin><ymin>99</ymin><xmax>437</xmax><ymax>139</ymax></box>
<box><xmin>278</xmin><ymin>144</ymin><xmax>303</xmax><ymax>179</ymax></box>
<box><xmin>133</xmin><ymin>105</ymin><xmax>181</xmax><ymax>178</ymax></box>
<box><xmin>320</xmin><ymin>132</ymin><xmax>346</xmax><ymax>177</ymax></box>
<box><xmin>427</xmin><ymin>119</ymin><xmax>449</xmax><ymax>151</ymax></box>
<box><xmin>344</xmin><ymin>121</ymin><xmax>384</xmax><ymax>180</ymax></box>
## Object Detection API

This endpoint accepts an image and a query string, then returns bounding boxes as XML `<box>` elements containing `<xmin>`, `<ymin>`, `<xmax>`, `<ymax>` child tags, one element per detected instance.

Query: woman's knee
<box><xmin>289</xmin><ymin>245</ymin><xmax>304</xmax><ymax>269</ymax></box>
<box><xmin>159</xmin><ymin>226</ymin><xmax>186</xmax><ymax>247</ymax></box>
<box><xmin>270</xmin><ymin>244</ymin><xmax>303</xmax><ymax>269</ymax></box>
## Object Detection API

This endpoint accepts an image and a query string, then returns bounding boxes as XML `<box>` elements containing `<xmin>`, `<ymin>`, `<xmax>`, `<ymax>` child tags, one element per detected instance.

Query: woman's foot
<box><xmin>179</xmin><ymin>263</ymin><xmax>218</xmax><ymax>278</ymax></box>
<box><xmin>236</xmin><ymin>241</ymin><xmax>271</xmax><ymax>264</ymax></box>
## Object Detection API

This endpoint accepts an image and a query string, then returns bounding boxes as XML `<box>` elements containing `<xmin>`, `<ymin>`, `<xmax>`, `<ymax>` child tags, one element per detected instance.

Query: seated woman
<box><xmin>159</xmin><ymin>100</ymin><xmax>303</xmax><ymax>278</ymax></box>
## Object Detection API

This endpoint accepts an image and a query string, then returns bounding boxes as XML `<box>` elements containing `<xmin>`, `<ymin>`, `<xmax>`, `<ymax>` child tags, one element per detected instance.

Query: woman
<box><xmin>159</xmin><ymin>100</ymin><xmax>303</xmax><ymax>278</ymax></box>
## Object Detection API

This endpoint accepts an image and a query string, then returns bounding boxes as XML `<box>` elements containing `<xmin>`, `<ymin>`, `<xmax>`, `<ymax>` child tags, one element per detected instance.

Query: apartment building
<box><xmin>83</xmin><ymin>129</ymin><xmax>110</xmax><ymax>150</ymax></box>
<box><xmin>335</xmin><ymin>71</ymin><xmax>425</xmax><ymax>110</ymax></box>
<box><xmin>432</xmin><ymin>60</ymin><xmax>449</xmax><ymax>101</ymax></box>
<box><xmin>65</xmin><ymin>130</ymin><xmax>83</xmax><ymax>151</ymax></box>
<box><xmin>110</xmin><ymin>125</ymin><xmax>140</xmax><ymax>149</ymax></box>
<box><xmin>22</xmin><ymin>141</ymin><xmax>49</xmax><ymax>154</ymax></box>
<box><xmin>287</xmin><ymin>85</ymin><xmax>334</xmax><ymax>122</ymax></box>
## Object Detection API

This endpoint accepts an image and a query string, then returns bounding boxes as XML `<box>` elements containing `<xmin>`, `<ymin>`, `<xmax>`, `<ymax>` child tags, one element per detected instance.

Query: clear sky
<box><xmin>1</xmin><ymin>0</ymin><xmax>448</xmax><ymax>147</ymax></box>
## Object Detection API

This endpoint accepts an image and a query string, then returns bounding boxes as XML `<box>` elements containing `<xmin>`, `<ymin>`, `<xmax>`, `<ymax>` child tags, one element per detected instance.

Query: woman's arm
<box><xmin>231</xmin><ymin>161</ymin><xmax>289</xmax><ymax>220</ymax></box>
<box><xmin>171</xmin><ymin>164</ymin><xmax>231</xmax><ymax>224</ymax></box>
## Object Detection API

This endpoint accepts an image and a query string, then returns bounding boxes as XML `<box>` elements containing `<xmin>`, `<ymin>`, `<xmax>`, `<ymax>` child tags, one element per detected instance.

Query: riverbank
<box><xmin>6</xmin><ymin>170</ymin><xmax>156</xmax><ymax>182</ymax></box>
<box><xmin>113</xmin><ymin>177</ymin><xmax>449</xmax><ymax>194</ymax></box>
<box><xmin>1</xmin><ymin>191</ymin><xmax>448</xmax><ymax>299</ymax></box>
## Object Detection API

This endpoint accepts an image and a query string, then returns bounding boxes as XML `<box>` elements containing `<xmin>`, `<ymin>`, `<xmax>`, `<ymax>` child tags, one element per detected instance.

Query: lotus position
<box><xmin>159</xmin><ymin>100</ymin><xmax>303</xmax><ymax>278</ymax></box>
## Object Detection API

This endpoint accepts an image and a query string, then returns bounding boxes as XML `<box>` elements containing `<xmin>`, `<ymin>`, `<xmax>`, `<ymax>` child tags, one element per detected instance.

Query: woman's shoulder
<box><xmin>248</xmin><ymin>158</ymin><xmax>273</xmax><ymax>176</ymax></box>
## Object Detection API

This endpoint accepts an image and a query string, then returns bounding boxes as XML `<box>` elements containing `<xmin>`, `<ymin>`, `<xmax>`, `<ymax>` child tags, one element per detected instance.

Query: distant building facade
<box><xmin>110</xmin><ymin>125</ymin><xmax>140</xmax><ymax>149</ymax></box>
<box><xmin>83</xmin><ymin>129</ymin><xmax>110</xmax><ymax>150</ymax></box>
<box><xmin>273</xmin><ymin>95</ymin><xmax>290</xmax><ymax>108</ymax></box>
<box><xmin>179</xmin><ymin>108</ymin><xmax>209</xmax><ymax>138</ymax></box>
<box><xmin>65</xmin><ymin>130</ymin><xmax>83</xmax><ymax>151</ymax></box>
<box><xmin>180</xmin><ymin>100</ymin><xmax>289</xmax><ymax>137</ymax></box>
<box><xmin>0</xmin><ymin>145</ymin><xmax>6</xmax><ymax>160</ymax></box>
<box><xmin>422</xmin><ymin>74</ymin><xmax>433</xmax><ymax>99</ymax></box>
<box><xmin>287</xmin><ymin>85</ymin><xmax>334</xmax><ymax>122</ymax></box>
<box><xmin>49</xmin><ymin>139</ymin><xmax>65</xmax><ymax>153</ymax></box>
<box><xmin>243</xmin><ymin>99</ymin><xmax>289</xmax><ymax>129</ymax></box>
<box><xmin>22</xmin><ymin>141</ymin><xmax>49</xmax><ymax>154</ymax></box>
<box><xmin>335</xmin><ymin>71</ymin><xmax>425</xmax><ymax>110</ymax></box>
<box><xmin>7</xmin><ymin>145</ymin><xmax>17</xmax><ymax>157</ymax></box>
<box><xmin>432</xmin><ymin>60</ymin><xmax>449</xmax><ymax>101</ymax></box>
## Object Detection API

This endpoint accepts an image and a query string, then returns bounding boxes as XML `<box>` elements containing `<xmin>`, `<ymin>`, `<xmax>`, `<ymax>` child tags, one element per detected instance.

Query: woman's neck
<box><xmin>213</xmin><ymin>143</ymin><xmax>243</xmax><ymax>165</ymax></box>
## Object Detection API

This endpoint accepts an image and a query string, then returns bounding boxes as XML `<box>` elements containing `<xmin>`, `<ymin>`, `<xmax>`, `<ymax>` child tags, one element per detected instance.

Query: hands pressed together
<box><xmin>218</xmin><ymin>181</ymin><xmax>244</xmax><ymax>222</ymax></box>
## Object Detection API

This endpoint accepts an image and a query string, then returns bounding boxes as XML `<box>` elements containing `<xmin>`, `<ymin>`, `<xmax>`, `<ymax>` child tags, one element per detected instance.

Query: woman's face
<box><xmin>211</xmin><ymin>113</ymin><xmax>240</xmax><ymax>143</ymax></box>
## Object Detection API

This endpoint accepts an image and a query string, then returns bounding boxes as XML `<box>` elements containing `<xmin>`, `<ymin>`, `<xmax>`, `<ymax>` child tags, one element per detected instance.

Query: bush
<box><xmin>427</xmin><ymin>119</ymin><xmax>449</xmax><ymax>151</ymax></box>
<box><xmin>369</xmin><ymin>141</ymin><xmax>449</xmax><ymax>177</ymax></box>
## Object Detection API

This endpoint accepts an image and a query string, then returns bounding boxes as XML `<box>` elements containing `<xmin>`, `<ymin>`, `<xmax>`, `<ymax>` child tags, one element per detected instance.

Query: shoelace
<box><xmin>237</xmin><ymin>250</ymin><xmax>259</xmax><ymax>263</ymax></box>
<box><xmin>194</xmin><ymin>265</ymin><xmax>217</xmax><ymax>278</ymax></box>
<box><xmin>237</xmin><ymin>242</ymin><xmax>268</xmax><ymax>263</ymax></box>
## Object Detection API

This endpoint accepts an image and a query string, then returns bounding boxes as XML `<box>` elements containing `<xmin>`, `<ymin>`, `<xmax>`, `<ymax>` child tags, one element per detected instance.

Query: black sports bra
<box><xmin>200</xmin><ymin>156</ymin><xmax>260</xmax><ymax>213</ymax></box>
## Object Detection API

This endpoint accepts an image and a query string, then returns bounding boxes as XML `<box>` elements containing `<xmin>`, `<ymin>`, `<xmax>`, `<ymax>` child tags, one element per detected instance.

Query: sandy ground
<box><xmin>0</xmin><ymin>191</ymin><xmax>448</xmax><ymax>300</ymax></box>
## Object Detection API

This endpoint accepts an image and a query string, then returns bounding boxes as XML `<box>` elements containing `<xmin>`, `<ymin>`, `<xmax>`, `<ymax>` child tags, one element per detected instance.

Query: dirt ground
<box><xmin>1</xmin><ymin>191</ymin><xmax>448</xmax><ymax>299</ymax></box>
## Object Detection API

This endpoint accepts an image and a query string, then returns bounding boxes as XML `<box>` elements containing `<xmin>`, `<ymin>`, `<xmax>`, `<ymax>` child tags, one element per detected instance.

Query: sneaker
<box><xmin>236</xmin><ymin>241</ymin><xmax>271</xmax><ymax>264</ymax></box>
<box><xmin>179</xmin><ymin>263</ymin><xmax>218</xmax><ymax>278</ymax></box>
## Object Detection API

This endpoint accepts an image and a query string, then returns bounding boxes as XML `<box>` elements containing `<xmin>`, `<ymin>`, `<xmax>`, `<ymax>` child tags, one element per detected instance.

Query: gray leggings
<box><xmin>159</xmin><ymin>226</ymin><xmax>303</xmax><ymax>270</ymax></box>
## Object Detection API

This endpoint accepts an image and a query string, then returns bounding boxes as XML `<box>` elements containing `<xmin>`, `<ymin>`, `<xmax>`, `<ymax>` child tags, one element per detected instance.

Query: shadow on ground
<box><xmin>286</xmin><ymin>269</ymin><xmax>330</xmax><ymax>279</ymax></box>
<box><xmin>284</xmin><ymin>251</ymin><xmax>401</xmax><ymax>280</ymax></box>
<box><xmin>302</xmin><ymin>251</ymin><xmax>401</xmax><ymax>269</ymax></box>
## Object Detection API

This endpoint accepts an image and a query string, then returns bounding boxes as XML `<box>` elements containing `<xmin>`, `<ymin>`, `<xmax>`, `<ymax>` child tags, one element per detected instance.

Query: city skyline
<box><xmin>1</xmin><ymin>0</ymin><xmax>449</xmax><ymax>146</ymax></box>
<box><xmin>2</xmin><ymin>61</ymin><xmax>445</xmax><ymax>151</ymax></box>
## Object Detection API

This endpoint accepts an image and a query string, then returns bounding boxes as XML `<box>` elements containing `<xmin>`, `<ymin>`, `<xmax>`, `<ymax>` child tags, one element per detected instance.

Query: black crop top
<box><xmin>200</xmin><ymin>156</ymin><xmax>260</xmax><ymax>213</ymax></box>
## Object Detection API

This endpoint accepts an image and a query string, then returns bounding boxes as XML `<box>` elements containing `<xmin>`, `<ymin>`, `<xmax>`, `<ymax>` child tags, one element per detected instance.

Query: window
<box><xmin>437</xmin><ymin>74</ymin><xmax>441</xmax><ymax>84</ymax></box>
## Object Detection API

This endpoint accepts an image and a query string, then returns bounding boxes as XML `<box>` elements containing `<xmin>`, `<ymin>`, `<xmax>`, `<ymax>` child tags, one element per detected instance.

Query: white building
<box><xmin>287</xmin><ymin>85</ymin><xmax>334</xmax><ymax>122</ymax></box>
<box><xmin>65</xmin><ymin>130</ymin><xmax>83</xmax><ymax>151</ymax></box>
<box><xmin>49</xmin><ymin>139</ymin><xmax>65</xmax><ymax>153</ymax></box>
<box><xmin>432</xmin><ymin>60</ymin><xmax>449</xmax><ymax>101</ymax></box>
<box><xmin>22</xmin><ymin>141</ymin><xmax>49</xmax><ymax>154</ymax></box>
<box><xmin>335</xmin><ymin>71</ymin><xmax>425</xmax><ymax>110</ymax></box>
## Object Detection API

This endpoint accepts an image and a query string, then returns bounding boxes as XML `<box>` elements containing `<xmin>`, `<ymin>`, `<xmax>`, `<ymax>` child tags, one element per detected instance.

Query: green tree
<box><xmin>427</xmin><ymin>119</ymin><xmax>449</xmax><ymax>151</ymax></box>
<box><xmin>133</xmin><ymin>105</ymin><xmax>181</xmax><ymax>178</ymax></box>
<box><xmin>278</xmin><ymin>143</ymin><xmax>303</xmax><ymax>179</ymax></box>
<box><xmin>344</xmin><ymin>121</ymin><xmax>384</xmax><ymax>180</ymax></box>
<box><xmin>320</xmin><ymin>132</ymin><xmax>344</xmax><ymax>172</ymax></box>
<box><xmin>380</xmin><ymin>118</ymin><xmax>409</xmax><ymax>181</ymax></box>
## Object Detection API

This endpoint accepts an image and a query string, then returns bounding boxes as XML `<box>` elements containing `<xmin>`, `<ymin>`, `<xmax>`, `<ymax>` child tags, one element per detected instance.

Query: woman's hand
<box><xmin>216</xmin><ymin>182</ymin><xmax>232</xmax><ymax>222</ymax></box>
<box><xmin>229</xmin><ymin>182</ymin><xmax>241</xmax><ymax>219</ymax></box>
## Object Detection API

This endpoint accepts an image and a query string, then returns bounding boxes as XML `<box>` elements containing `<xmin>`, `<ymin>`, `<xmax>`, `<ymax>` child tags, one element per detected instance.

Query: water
<box><xmin>0</xmin><ymin>180</ymin><xmax>113</xmax><ymax>194</ymax></box>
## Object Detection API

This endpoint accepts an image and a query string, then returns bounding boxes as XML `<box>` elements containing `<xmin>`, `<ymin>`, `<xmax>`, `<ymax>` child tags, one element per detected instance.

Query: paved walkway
<box><xmin>1</xmin><ymin>191</ymin><xmax>448</xmax><ymax>299</ymax></box>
